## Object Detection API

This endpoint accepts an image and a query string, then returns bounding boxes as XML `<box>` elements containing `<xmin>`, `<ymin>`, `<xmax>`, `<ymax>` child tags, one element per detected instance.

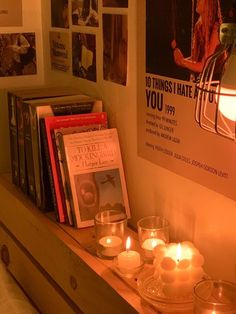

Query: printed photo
<box><xmin>0</xmin><ymin>0</ymin><xmax>22</xmax><ymax>26</ymax></box>
<box><xmin>103</xmin><ymin>14</ymin><xmax>128</xmax><ymax>85</ymax></box>
<box><xmin>0</xmin><ymin>33</ymin><xmax>37</xmax><ymax>77</ymax></box>
<box><xmin>72</xmin><ymin>32</ymin><xmax>97</xmax><ymax>82</ymax></box>
<box><xmin>51</xmin><ymin>0</ymin><xmax>69</xmax><ymax>28</ymax></box>
<box><xmin>49</xmin><ymin>31</ymin><xmax>70</xmax><ymax>72</ymax></box>
<box><xmin>103</xmin><ymin>0</ymin><xmax>128</xmax><ymax>8</ymax></box>
<box><xmin>72</xmin><ymin>0</ymin><xmax>98</xmax><ymax>27</ymax></box>
<box><xmin>146</xmin><ymin>0</ymin><xmax>234</xmax><ymax>82</ymax></box>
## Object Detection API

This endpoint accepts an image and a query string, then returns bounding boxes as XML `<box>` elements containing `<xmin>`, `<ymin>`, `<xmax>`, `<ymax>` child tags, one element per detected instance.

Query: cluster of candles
<box><xmin>95</xmin><ymin>213</ymin><xmax>236</xmax><ymax>313</ymax></box>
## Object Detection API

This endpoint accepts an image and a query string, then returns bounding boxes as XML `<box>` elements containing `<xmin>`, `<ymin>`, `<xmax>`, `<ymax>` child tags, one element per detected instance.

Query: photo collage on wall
<box><xmin>0</xmin><ymin>0</ymin><xmax>37</xmax><ymax>77</ymax></box>
<box><xmin>50</xmin><ymin>0</ymin><xmax>128</xmax><ymax>85</ymax></box>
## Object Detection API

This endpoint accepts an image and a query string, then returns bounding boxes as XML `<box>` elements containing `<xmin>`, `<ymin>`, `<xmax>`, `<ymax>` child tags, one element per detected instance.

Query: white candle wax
<box><xmin>154</xmin><ymin>242</ymin><xmax>205</xmax><ymax>298</ymax></box>
<box><xmin>117</xmin><ymin>250</ymin><xmax>141</xmax><ymax>270</ymax></box>
<box><xmin>98</xmin><ymin>235</ymin><xmax>122</xmax><ymax>257</ymax></box>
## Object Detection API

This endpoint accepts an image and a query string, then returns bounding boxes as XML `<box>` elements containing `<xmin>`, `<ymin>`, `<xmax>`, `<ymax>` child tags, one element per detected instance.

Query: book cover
<box><xmin>60</xmin><ymin>128</ymin><xmax>131</xmax><ymax>228</ymax></box>
<box><xmin>7</xmin><ymin>85</ymin><xmax>82</xmax><ymax>192</ymax></box>
<box><xmin>53</xmin><ymin>121</ymin><xmax>108</xmax><ymax>225</ymax></box>
<box><xmin>43</xmin><ymin>111</ymin><xmax>107</xmax><ymax>223</ymax></box>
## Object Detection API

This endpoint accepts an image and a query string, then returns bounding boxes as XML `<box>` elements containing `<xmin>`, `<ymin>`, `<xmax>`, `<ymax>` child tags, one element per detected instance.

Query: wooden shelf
<box><xmin>0</xmin><ymin>174</ymin><xmax>156</xmax><ymax>314</ymax></box>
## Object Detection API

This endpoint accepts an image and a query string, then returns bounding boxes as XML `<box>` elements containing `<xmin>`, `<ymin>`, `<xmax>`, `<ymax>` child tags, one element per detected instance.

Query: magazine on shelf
<box><xmin>7</xmin><ymin>85</ymin><xmax>82</xmax><ymax>193</ymax></box>
<box><xmin>59</xmin><ymin>128</ymin><xmax>131</xmax><ymax>228</ymax></box>
<box><xmin>43</xmin><ymin>111</ymin><xmax>107</xmax><ymax>224</ymax></box>
<box><xmin>24</xmin><ymin>94</ymin><xmax>100</xmax><ymax>208</ymax></box>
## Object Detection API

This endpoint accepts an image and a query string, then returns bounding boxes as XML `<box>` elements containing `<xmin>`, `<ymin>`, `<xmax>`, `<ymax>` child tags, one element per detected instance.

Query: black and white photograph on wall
<box><xmin>72</xmin><ymin>32</ymin><xmax>96</xmax><ymax>82</ymax></box>
<box><xmin>72</xmin><ymin>0</ymin><xmax>98</xmax><ymax>27</ymax></box>
<box><xmin>0</xmin><ymin>0</ymin><xmax>22</xmax><ymax>26</ymax></box>
<box><xmin>49</xmin><ymin>31</ymin><xmax>70</xmax><ymax>72</ymax></box>
<box><xmin>103</xmin><ymin>14</ymin><xmax>127</xmax><ymax>86</ymax></box>
<box><xmin>103</xmin><ymin>0</ymin><xmax>128</xmax><ymax>8</ymax></box>
<box><xmin>146</xmin><ymin>0</ymin><xmax>235</xmax><ymax>82</ymax></box>
<box><xmin>51</xmin><ymin>0</ymin><xmax>69</xmax><ymax>28</ymax></box>
<box><xmin>0</xmin><ymin>32</ymin><xmax>37</xmax><ymax>77</ymax></box>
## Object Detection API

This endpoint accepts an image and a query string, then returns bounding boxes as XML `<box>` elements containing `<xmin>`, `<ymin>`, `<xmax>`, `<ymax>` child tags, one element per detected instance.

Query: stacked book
<box><xmin>8</xmin><ymin>86</ymin><xmax>130</xmax><ymax>228</ymax></box>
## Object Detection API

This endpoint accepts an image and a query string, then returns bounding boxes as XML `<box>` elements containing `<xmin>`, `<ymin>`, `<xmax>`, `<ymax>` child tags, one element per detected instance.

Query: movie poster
<box><xmin>0</xmin><ymin>0</ymin><xmax>22</xmax><ymax>26</ymax></box>
<box><xmin>138</xmin><ymin>0</ymin><xmax>236</xmax><ymax>200</ymax></box>
<box><xmin>50</xmin><ymin>31</ymin><xmax>70</xmax><ymax>72</ymax></box>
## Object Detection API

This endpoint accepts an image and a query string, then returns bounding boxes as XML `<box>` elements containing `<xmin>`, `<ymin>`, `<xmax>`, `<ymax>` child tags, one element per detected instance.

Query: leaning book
<box><xmin>60</xmin><ymin>128</ymin><xmax>131</xmax><ymax>228</ymax></box>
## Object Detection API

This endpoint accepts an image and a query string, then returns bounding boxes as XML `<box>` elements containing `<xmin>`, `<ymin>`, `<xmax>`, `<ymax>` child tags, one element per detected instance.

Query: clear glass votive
<box><xmin>193</xmin><ymin>279</ymin><xmax>236</xmax><ymax>313</ymax></box>
<box><xmin>94</xmin><ymin>209</ymin><xmax>127</xmax><ymax>259</ymax></box>
<box><xmin>137</xmin><ymin>216</ymin><xmax>169</xmax><ymax>262</ymax></box>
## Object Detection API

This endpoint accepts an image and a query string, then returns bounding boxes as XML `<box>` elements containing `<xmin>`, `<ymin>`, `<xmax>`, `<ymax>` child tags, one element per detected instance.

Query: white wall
<box><xmin>0</xmin><ymin>0</ymin><xmax>235</xmax><ymax>283</ymax></box>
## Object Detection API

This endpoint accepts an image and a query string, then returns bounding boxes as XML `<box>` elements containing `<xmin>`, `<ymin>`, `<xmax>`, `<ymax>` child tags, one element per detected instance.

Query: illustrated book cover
<box><xmin>59</xmin><ymin>128</ymin><xmax>131</xmax><ymax>228</ymax></box>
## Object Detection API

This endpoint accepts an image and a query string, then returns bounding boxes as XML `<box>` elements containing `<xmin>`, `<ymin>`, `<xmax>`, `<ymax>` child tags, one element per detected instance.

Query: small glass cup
<box><xmin>193</xmin><ymin>279</ymin><xmax>236</xmax><ymax>313</ymax></box>
<box><xmin>94</xmin><ymin>209</ymin><xmax>127</xmax><ymax>259</ymax></box>
<box><xmin>137</xmin><ymin>216</ymin><xmax>169</xmax><ymax>262</ymax></box>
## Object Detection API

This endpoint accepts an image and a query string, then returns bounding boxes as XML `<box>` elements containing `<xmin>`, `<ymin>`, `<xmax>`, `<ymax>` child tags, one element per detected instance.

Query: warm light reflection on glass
<box><xmin>218</xmin><ymin>86</ymin><xmax>236</xmax><ymax>121</ymax></box>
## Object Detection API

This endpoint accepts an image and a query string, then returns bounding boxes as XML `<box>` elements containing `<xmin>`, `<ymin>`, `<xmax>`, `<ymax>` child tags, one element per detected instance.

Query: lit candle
<box><xmin>153</xmin><ymin>241</ymin><xmax>205</xmax><ymax>298</ymax></box>
<box><xmin>117</xmin><ymin>237</ymin><xmax>141</xmax><ymax>271</ymax></box>
<box><xmin>98</xmin><ymin>235</ymin><xmax>123</xmax><ymax>257</ymax></box>
<box><xmin>141</xmin><ymin>232</ymin><xmax>165</xmax><ymax>260</ymax></box>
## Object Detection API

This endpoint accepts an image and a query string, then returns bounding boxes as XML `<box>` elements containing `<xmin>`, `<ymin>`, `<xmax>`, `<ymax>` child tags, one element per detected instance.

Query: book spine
<box><xmin>8</xmin><ymin>92</ymin><xmax>20</xmax><ymax>186</ymax></box>
<box><xmin>40</xmin><ymin>119</ymin><xmax>59</xmax><ymax>217</ymax></box>
<box><xmin>29</xmin><ymin>105</ymin><xmax>43</xmax><ymax>208</ymax></box>
<box><xmin>23</xmin><ymin>101</ymin><xmax>36</xmax><ymax>201</ymax></box>
<box><xmin>54</xmin><ymin>132</ymin><xmax>73</xmax><ymax>225</ymax></box>
<box><xmin>57</xmin><ymin>138</ymin><xmax>78</xmax><ymax>227</ymax></box>
<box><xmin>17</xmin><ymin>97</ymin><xmax>28</xmax><ymax>194</ymax></box>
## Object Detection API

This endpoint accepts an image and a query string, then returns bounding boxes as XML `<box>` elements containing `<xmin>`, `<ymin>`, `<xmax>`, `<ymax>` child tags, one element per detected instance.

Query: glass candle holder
<box><xmin>193</xmin><ymin>279</ymin><xmax>236</xmax><ymax>314</ymax></box>
<box><xmin>94</xmin><ymin>209</ymin><xmax>127</xmax><ymax>259</ymax></box>
<box><xmin>137</xmin><ymin>216</ymin><xmax>169</xmax><ymax>262</ymax></box>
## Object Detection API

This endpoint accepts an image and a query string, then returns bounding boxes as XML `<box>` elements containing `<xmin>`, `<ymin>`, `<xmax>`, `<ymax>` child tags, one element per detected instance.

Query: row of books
<box><xmin>8</xmin><ymin>85</ymin><xmax>130</xmax><ymax>228</ymax></box>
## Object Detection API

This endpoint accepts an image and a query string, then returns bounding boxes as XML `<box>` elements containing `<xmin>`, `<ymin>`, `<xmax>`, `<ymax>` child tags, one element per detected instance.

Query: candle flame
<box><xmin>126</xmin><ymin>236</ymin><xmax>131</xmax><ymax>251</ymax></box>
<box><xmin>150</xmin><ymin>231</ymin><xmax>155</xmax><ymax>237</ymax></box>
<box><xmin>106</xmin><ymin>238</ymin><xmax>112</xmax><ymax>244</ymax></box>
<box><xmin>176</xmin><ymin>243</ymin><xmax>182</xmax><ymax>262</ymax></box>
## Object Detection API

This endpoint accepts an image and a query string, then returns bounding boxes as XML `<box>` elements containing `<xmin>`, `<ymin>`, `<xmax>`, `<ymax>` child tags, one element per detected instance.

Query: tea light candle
<box><xmin>98</xmin><ymin>235</ymin><xmax>122</xmax><ymax>257</ymax></box>
<box><xmin>117</xmin><ymin>237</ymin><xmax>141</xmax><ymax>271</ymax></box>
<box><xmin>141</xmin><ymin>234</ymin><xmax>165</xmax><ymax>260</ymax></box>
<box><xmin>153</xmin><ymin>241</ymin><xmax>205</xmax><ymax>298</ymax></box>
<box><xmin>142</xmin><ymin>238</ymin><xmax>165</xmax><ymax>250</ymax></box>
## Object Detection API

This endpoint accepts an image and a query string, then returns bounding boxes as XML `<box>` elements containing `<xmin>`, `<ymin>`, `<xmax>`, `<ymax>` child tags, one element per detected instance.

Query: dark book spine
<box><xmin>8</xmin><ymin>93</ymin><xmax>20</xmax><ymax>186</ymax></box>
<box><xmin>40</xmin><ymin>119</ymin><xmax>59</xmax><ymax>217</ymax></box>
<box><xmin>23</xmin><ymin>102</ymin><xmax>36</xmax><ymax>201</ymax></box>
<box><xmin>17</xmin><ymin>98</ymin><xmax>28</xmax><ymax>194</ymax></box>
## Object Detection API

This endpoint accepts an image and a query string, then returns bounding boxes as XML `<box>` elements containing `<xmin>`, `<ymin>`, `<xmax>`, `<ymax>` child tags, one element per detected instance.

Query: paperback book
<box><xmin>43</xmin><ymin>112</ymin><xmax>107</xmax><ymax>224</ymax></box>
<box><xmin>59</xmin><ymin>128</ymin><xmax>131</xmax><ymax>228</ymax></box>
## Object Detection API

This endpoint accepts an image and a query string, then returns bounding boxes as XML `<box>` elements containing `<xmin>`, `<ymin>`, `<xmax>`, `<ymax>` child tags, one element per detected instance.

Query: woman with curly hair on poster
<box><xmin>171</xmin><ymin>0</ymin><xmax>223</xmax><ymax>81</ymax></box>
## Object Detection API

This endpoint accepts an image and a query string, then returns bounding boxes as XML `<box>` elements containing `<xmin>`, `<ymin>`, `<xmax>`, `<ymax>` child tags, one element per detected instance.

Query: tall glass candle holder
<box><xmin>137</xmin><ymin>216</ymin><xmax>169</xmax><ymax>262</ymax></box>
<box><xmin>94</xmin><ymin>209</ymin><xmax>127</xmax><ymax>259</ymax></box>
<box><xmin>193</xmin><ymin>279</ymin><xmax>236</xmax><ymax>314</ymax></box>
